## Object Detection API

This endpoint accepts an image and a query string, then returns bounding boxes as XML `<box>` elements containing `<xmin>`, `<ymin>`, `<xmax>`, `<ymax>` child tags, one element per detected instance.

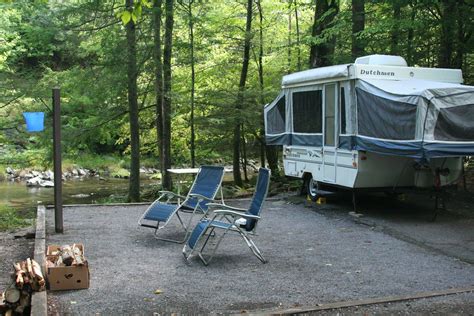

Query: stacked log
<box><xmin>1</xmin><ymin>258</ymin><xmax>45</xmax><ymax>314</ymax></box>
<box><xmin>46</xmin><ymin>244</ymin><xmax>86</xmax><ymax>267</ymax></box>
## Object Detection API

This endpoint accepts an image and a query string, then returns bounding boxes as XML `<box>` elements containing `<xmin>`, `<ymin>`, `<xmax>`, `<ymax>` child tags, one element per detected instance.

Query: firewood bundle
<box><xmin>0</xmin><ymin>258</ymin><xmax>45</xmax><ymax>314</ymax></box>
<box><xmin>46</xmin><ymin>244</ymin><xmax>86</xmax><ymax>267</ymax></box>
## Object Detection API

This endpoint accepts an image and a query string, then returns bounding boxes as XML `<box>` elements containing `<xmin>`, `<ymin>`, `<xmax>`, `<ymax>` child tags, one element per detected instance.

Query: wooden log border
<box><xmin>248</xmin><ymin>286</ymin><xmax>474</xmax><ymax>315</ymax></box>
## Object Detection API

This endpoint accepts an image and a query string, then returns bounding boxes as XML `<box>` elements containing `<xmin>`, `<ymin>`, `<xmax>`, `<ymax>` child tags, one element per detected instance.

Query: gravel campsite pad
<box><xmin>44</xmin><ymin>196</ymin><xmax>474</xmax><ymax>315</ymax></box>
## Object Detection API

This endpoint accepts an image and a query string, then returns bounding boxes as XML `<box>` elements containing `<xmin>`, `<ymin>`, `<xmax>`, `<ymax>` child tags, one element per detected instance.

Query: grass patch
<box><xmin>0</xmin><ymin>205</ymin><xmax>31</xmax><ymax>231</ymax></box>
<box><xmin>63</xmin><ymin>154</ymin><xmax>128</xmax><ymax>172</ymax></box>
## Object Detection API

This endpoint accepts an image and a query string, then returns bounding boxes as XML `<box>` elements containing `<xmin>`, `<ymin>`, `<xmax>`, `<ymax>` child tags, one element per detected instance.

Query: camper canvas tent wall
<box><xmin>264</xmin><ymin>55</ymin><xmax>474</xmax><ymax>200</ymax></box>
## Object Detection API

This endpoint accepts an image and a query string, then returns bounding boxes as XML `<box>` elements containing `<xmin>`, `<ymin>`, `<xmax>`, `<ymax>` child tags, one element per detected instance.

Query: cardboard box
<box><xmin>46</xmin><ymin>244</ymin><xmax>90</xmax><ymax>291</ymax></box>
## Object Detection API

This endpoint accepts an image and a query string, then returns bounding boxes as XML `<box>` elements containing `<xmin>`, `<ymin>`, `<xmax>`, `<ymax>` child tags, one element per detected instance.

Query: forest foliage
<box><xmin>0</xmin><ymin>0</ymin><xmax>473</xmax><ymax>174</ymax></box>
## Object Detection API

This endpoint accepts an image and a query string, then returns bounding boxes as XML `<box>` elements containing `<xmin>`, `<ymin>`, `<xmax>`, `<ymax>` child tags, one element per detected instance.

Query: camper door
<box><xmin>323</xmin><ymin>83</ymin><xmax>338</xmax><ymax>182</ymax></box>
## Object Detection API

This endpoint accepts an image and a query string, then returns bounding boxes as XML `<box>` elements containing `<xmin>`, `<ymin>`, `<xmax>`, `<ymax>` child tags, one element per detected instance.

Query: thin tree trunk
<box><xmin>126</xmin><ymin>0</ymin><xmax>140</xmax><ymax>202</ymax></box>
<box><xmin>241</xmin><ymin>124</ymin><xmax>248</xmax><ymax>181</ymax></box>
<box><xmin>187</xmin><ymin>1</ymin><xmax>196</xmax><ymax>168</ymax></box>
<box><xmin>438</xmin><ymin>0</ymin><xmax>456</xmax><ymax>68</ymax></box>
<box><xmin>390</xmin><ymin>0</ymin><xmax>401</xmax><ymax>55</ymax></box>
<box><xmin>153</xmin><ymin>0</ymin><xmax>164</xmax><ymax>178</ymax></box>
<box><xmin>162</xmin><ymin>0</ymin><xmax>174</xmax><ymax>190</ymax></box>
<box><xmin>351</xmin><ymin>0</ymin><xmax>365</xmax><ymax>60</ymax></box>
<box><xmin>406</xmin><ymin>2</ymin><xmax>416</xmax><ymax>66</ymax></box>
<box><xmin>266</xmin><ymin>147</ymin><xmax>279</xmax><ymax>177</ymax></box>
<box><xmin>233</xmin><ymin>0</ymin><xmax>253</xmax><ymax>187</ymax></box>
<box><xmin>287</xmin><ymin>0</ymin><xmax>292</xmax><ymax>73</ymax></box>
<box><xmin>454</xmin><ymin>1</ymin><xmax>469</xmax><ymax>69</ymax></box>
<box><xmin>259</xmin><ymin>129</ymin><xmax>266</xmax><ymax>169</ymax></box>
<box><xmin>294</xmin><ymin>0</ymin><xmax>301</xmax><ymax>71</ymax></box>
<box><xmin>256</xmin><ymin>0</ymin><xmax>266</xmax><ymax>169</ymax></box>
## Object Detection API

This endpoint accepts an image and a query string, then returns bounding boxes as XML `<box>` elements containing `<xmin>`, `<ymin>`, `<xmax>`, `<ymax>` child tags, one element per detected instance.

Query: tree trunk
<box><xmin>266</xmin><ymin>146</ymin><xmax>279</xmax><ymax>177</ymax></box>
<box><xmin>241</xmin><ymin>124</ymin><xmax>248</xmax><ymax>181</ymax></box>
<box><xmin>351</xmin><ymin>0</ymin><xmax>365</xmax><ymax>60</ymax></box>
<box><xmin>233</xmin><ymin>0</ymin><xmax>252</xmax><ymax>187</ymax></box>
<box><xmin>256</xmin><ymin>0</ymin><xmax>266</xmax><ymax>169</ymax></box>
<box><xmin>126</xmin><ymin>0</ymin><xmax>140</xmax><ymax>202</ymax></box>
<box><xmin>438</xmin><ymin>0</ymin><xmax>457</xmax><ymax>68</ymax></box>
<box><xmin>390</xmin><ymin>0</ymin><xmax>401</xmax><ymax>55</ymax></box>
<box><xmin>287</xmin><ymin>0</ymin><xmax>292</xmax><ymax>73</ymax></box>
<box><xmin>188</xmin><ymin>1</ymin><xmax>196</xmax><ymax>168</ymax></box>
<box><xmin>255</xmin><ymin>0</ymin><xmax>277</xmax><ymax>175</ymax></box>
<box><xmin>162</xmin><ymin>0</ymin><xmax>174</xmax><ymax>190</ymax></box>
<box><xmin>406</xmin><ymin>2</ymin><xmax>416</xmax><ymax>66</ymax></box>
<box><xmin>454</xmin><ymin>1</ymin><xmax>470</xmax><ymax>69</ymax></box>
<box><xmin>294</xmin><ymin>0</ymin><xmax>301</xmax><ymax>71</ymax></box>
<box><xmin>309</xmin><ymin>0</ymin><xmax>338</xmax><ymax>68</ymax></box>
<box><xmin>153</xmin><ymin>0</ymin><xmax>164</xmax><ymax>177</ymax></box>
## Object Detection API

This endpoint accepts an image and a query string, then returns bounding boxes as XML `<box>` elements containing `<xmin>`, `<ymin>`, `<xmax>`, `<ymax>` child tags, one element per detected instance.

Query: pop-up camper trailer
<box><xmin>264</xmin><ymin>55</ymin><xmax>474</xmax><ymax>200</ymax></box>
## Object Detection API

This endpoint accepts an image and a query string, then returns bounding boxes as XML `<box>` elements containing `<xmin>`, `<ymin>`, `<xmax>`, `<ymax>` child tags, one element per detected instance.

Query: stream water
<box><xmin>0</xmin><ymin>178</ymin><xmax>155</xmax><ymax>211</ymax></box>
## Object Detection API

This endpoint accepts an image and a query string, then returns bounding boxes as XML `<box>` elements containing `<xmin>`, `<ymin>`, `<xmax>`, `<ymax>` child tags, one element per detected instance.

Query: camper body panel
<box><xmin>283</xmin><ymin>145</ymin><xmax>358</xmax><ymax>188</ymax></box>
<box><xmin>354</xmin><ymin>152</ymin><xmax>414</xmax><ymax>188</ymax></box>
<box><xmin>284</xmin><ymin>146</ymin><xmax>462</xmax><ymax>189</ymax></box>
<box><xmin>352</xmin><ymin>64</ymin><xmax>463</xmax><ymax>83</ymax></box>
<box><xmin>281</xmin><ymin>64</ymin><xmax>463</xmax><ymax>89</ymax></box>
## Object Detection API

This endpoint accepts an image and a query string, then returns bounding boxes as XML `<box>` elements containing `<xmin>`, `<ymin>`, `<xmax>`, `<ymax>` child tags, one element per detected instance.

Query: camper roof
<box><xmin>354</xmin><ymin>54</ymin><xmax>407</xmax><ymax>66</ymax></box>
<box><xmin>282</xmin><ymin>64</ymin><xmax>350</xmax><ymax>87</ymax></box>
<box><xmin>281</xmin><ymin>55</ymin><xmax>463</xmax><ymax>88</ymax></box>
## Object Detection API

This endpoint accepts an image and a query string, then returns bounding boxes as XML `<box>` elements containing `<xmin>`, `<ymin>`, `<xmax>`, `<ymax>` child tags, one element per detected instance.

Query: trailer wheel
<box><xmin>307</xmin><ymin>176</ymin><xmax>320</xmax><ymax>202</ymax></box>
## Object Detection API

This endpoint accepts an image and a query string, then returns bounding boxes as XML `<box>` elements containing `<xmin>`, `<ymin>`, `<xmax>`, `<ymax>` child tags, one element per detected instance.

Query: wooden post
<box><xmin>52</xmin><ymin>88</ymin><xmax>63</xmax><ymax>233</ymax></box>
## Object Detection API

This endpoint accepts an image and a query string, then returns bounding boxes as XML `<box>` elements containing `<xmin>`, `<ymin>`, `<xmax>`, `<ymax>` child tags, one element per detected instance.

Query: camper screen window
<box><xmin>434</xmin><ymin>104</ymin><xmax>474</xmax><ymax>141</ymax></box>
<box><xmin>293</xmin><ymin>90</ymin><xmax>322</xmax><ymax>133</ymax></box>
<box><xmin>356</xmin><ymin>88</ymin><xmax>416</xmax><ymax>140</ymax></box>
<box><xmin>340</xmin><ymin>87</ymin><xmax>346</xmax><ymax>134</ymax></box>
<box><xmin>267</xmin><ymin>95</ymin><xmax>286</xmax><ymax>134</ymax></box>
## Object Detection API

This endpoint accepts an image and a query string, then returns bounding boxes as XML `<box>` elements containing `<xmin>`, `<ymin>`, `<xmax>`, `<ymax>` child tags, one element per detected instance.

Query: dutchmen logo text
<box><xmin>360</xmin><ymin>69</ymin><xmax>395</xmax><ymax>76</ymax></box>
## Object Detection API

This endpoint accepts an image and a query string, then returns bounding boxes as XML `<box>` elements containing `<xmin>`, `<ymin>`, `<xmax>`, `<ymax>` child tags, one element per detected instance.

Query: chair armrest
<box><xmin>213</xmin><ymin>209</ymin><xmax>260</xmax><ymax>220</ymax></box>
<box><xmin>188</xmin><ymin>193</ymin><xmax>213</xmax><ymax>201</ymax></box>
<box><xmin>158</xmin><ymin>191</ymin><xmax>186</xmax><ymax>200</ymax></box>
<box><xmin>207</xmin><ymin>203</ymin><xmax>246</xmax><ymax>212</ymax></box>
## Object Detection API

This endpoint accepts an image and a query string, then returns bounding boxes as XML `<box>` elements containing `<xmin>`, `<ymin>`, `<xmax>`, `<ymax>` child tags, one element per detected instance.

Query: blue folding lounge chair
<box><xmin>183</xmin><ymin>168</ymin><xmax>271</xmax><ymax>265</ymax></box>
<box><xmin>138</xmin><ymin>165</ymin><xmax>225</xmax><ymax>243</ymax></box>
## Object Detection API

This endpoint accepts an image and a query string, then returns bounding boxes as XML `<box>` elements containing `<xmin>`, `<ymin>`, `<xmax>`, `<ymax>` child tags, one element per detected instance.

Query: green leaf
<box><xmin>134</xmin><ymin>3</ymin><xmax>142</xmax><ymax>16</ymax></box>
<box><xmin>121</xmin><ymin>11</ymin><xmax>131</xmax><ymax>25</ymax></box>
<box><xmin>131</xmin><ymin>12</ymin><xmax>137</xmax><ymax>23</ymax></box>
<box><xmin>141</xmin><ymin>0</ymin><xmax>152</xmax><ymax>8</ymax></box>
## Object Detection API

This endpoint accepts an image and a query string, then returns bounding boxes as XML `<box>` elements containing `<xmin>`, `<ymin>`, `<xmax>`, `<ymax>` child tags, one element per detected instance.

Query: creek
<box><xmin>0</xmin><ymin>178</ymin><xmax>156</xmax><ymax>211</ymax></box>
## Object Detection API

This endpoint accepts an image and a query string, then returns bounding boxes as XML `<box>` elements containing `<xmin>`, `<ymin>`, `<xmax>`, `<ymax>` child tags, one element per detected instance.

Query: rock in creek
<box><xmin>26</xmin><ymin>176</ymin><xmax>54</xmax><ymax>188</ymax></box>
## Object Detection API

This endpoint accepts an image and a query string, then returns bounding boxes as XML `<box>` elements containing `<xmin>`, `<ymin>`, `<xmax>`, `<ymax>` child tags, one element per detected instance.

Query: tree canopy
<box><xmin>0</xmin><ymin>0</ymin><xmax>472</xmax><ymax>179</ymax></box>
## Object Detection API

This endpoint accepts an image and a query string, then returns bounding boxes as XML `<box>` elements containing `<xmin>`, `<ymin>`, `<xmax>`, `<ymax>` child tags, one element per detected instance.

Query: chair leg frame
<box><xmin>140</xmin><ymin>204</ymin><xmax>205</xmax><ymax>244</ymax></box>
<box><xmin>183</xmin><ymin>222</ymin><xmax>266</xmax><ymax>265</ymax></box>
<box><xmin>152</xmin><ymin>209</ymin><xmax>203</xmax><ymax>244</ymax></box>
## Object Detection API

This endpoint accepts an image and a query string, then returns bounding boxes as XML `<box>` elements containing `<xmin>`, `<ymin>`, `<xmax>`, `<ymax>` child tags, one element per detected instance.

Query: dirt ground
<box><xmin>44</xmin><ymin>190</ymin><xmax>473</xmax><ymax>315</ymax></box>
<box><xmin>0</xmin><ymin>185</ymin><xmax>473</xmax><ymax>315</ymax></box>
<box><xmin>0</xmin><ymin>226</ymin><xmax>35</xmax><ymax>294</ymax></box>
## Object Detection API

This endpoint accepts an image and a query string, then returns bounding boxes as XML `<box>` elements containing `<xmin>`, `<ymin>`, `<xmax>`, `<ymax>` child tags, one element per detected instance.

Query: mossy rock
<box><xmin>111</xmin><ymin>168</ymin><xmax>130</xmax><ymax>178</ymax></box>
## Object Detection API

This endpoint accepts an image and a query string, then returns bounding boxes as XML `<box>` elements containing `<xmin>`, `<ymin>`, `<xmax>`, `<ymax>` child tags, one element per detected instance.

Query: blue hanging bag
<box><xmin>23</xmin><ymin>112</ymin><xmax>45</xmax><ymax>132</ymax></box>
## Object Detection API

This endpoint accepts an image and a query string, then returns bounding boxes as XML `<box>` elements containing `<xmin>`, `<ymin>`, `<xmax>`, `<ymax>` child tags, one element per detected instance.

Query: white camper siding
<box><xmin>283</xmin><ymin>146</ymin><xmax>323</xmax><ymax>178</ymax></box>
<box><xmin>354</xmin><ymin>152</ymin><xmax>414</xmax><ymax>188</ymax></box>
<box><xmin>334</xmin><ymin>151</ymin><xmax>358</xmax><ymax>187</ymax></box>
<box><xmin>352</xmin><ymin>64</ymin><xmax>463</xmax><ymax>83</ymax></box>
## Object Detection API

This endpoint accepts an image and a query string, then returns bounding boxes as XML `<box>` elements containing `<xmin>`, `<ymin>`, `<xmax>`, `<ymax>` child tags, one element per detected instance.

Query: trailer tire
<box><xmin>306</xmin><ymin>176</ymin><xmax>320</xmax><ymax>202</ymax></box>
